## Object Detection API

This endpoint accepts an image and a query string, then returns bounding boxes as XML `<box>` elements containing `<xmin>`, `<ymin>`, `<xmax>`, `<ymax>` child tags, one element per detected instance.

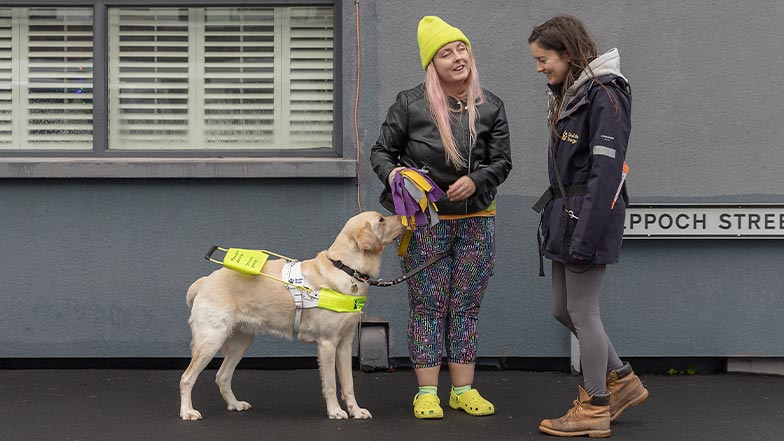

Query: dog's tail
<box><xmin>186</xmin><ymin>277</ymin><xmax>207</xmax><ymax>308</ymax></box>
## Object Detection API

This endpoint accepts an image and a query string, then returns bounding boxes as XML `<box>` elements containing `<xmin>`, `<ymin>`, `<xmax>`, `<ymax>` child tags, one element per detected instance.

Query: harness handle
<box><xmin>205</xmin><ymin>245</ymin><xmax>220</xmax><ymax>262</ymax></box>
<box><xmin>205</xmin><ymin>246</ymin><xmax>312</xmax><ymax>293</ymax></box>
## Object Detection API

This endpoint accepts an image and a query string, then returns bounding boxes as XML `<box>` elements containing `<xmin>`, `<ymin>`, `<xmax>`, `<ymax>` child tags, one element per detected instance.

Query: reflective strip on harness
<box><xmin>316</xmin><ymin>288</ymin><xmax>366</xmax><ymax>312</ymax></box>
<box><xmin>282</xmin><ymin>262</ymin><xmax>366</xmax><ymax>313</ymax></box>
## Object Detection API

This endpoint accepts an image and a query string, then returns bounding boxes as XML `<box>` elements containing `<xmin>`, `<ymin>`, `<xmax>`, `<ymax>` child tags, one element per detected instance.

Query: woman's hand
<box><xmin>447</xmin><ymin>176</ymin><xmax>477</xmax><ymax>201</ymax></box>
<box><xmin>387</xmin><ymin>167</ymin><xmax>405</xmax><ymax>187</ymax></box>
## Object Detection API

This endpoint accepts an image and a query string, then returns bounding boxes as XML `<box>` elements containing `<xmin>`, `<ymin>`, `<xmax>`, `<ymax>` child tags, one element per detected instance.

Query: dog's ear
<box><xmin>354</xmin><ymin>226</ymin><xmax>383</xmax><ymax>253</ymax></box>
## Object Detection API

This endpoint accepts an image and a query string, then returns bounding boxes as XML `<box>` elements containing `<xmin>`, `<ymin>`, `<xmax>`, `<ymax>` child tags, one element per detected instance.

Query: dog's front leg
<box><xmin>317</xmin><ymin>340</ymin><xmax>348</xmax><ymax>419</ymax></box>
<box><xmin>336</xmin><ymin>333</ymin><xmax>372</xmax><ymax>419</ymax></box>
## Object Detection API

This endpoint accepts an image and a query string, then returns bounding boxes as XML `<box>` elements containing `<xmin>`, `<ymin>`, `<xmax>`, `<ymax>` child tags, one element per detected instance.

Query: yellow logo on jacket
<box><xmin>561</xmin><ymin>130</ymin><xmax>579</xmax><ymax>144</ymax></box>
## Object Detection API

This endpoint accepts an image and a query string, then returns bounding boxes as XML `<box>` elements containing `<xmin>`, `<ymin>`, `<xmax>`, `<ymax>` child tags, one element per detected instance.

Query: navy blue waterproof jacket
<box><xmin>540</xmin><ymin>65</ymin><xmax>632</xmax><ymax>265</ymax></box>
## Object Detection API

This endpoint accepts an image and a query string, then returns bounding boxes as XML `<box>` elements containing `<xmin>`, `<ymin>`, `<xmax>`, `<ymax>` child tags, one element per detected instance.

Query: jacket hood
<box><xmin>556</xmin><ymin>48</ymin><xmax>626</xmax><ymax>121</ymax></box>
<box><xmin>568</xmin><ymin>48</ymin><xmax>626</xmax><ymax>93</ymax></box>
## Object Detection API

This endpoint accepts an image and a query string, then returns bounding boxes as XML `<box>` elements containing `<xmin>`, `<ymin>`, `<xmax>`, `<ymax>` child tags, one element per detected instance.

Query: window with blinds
<box><xmin>0</xmin><ymin>8</ymin><xmax>94</xmax><ymax>151</ymax></box>
<box><xmin>108</xmin><ymin>6</ymin><xmax>334</xmax><ymax>151</ymax></box>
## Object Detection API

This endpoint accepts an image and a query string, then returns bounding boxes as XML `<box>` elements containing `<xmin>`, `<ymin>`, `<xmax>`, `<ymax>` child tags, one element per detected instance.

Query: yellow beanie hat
<box><xmin>417</xmin><ymin>16</ymin><xmax>471</xmax><ymax>71</ymax></box>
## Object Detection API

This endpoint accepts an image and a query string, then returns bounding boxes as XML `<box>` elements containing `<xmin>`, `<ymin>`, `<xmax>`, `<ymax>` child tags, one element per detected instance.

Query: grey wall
<box><xmin>1</xmin><ymin>0</ymin><xmax>782</xmax><ymax>360</ymax></box>
<box><xmin>353</xmin><ymin>0</ymin><xmax>784</xmax><ymax>358</ymax></box>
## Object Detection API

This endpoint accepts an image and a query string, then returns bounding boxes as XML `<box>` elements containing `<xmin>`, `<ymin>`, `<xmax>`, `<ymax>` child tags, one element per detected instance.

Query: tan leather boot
<box><xmin>606</xmin><ymin>363</ymin><xmax>649</xmax><ymax>421</ymax></box>
<box><xmin>539</xmin><ymin>386</ymin><xmax>611</xmax><ymax>438</ymax></box>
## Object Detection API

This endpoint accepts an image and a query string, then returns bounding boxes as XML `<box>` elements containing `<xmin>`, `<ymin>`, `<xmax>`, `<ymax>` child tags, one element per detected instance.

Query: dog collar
<box><xmin>329</xmin><ymin>257</ymin><xmax>372</xmax><ymax>284</ymax></box>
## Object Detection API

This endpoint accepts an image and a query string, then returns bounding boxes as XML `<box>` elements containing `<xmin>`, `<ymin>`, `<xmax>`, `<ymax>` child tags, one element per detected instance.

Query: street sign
<box><xmin>624</xmin><ymin>204</ymin><xmax>784</xmax><ymax>239</ymax></box>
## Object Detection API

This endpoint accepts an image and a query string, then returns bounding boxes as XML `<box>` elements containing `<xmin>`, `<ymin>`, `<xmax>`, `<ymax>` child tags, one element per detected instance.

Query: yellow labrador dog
<box><xmin>179</xmin><ymin>211</ymin><xmax>405</xmax><ymax>421</ymax></box>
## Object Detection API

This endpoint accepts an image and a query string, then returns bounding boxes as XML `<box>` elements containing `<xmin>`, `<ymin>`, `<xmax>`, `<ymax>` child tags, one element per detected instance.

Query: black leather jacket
<box><xmin>370</xmin><ymin>84</ymin><xmax>512</xmax><ymax>215</ymax></box>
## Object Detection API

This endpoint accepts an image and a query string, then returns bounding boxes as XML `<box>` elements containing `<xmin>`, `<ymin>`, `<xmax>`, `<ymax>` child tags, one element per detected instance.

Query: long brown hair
<box><xmin>528</xmin><ymin>15</ymin><xmax>601</xmax><ymax>137</ymax></box>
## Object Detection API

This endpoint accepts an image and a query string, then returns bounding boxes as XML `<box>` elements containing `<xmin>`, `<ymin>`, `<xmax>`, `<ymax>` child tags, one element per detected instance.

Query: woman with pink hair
<box><xmin>370</xmin><ymin>15</ymin><xmax>512</xmax><ymax>420</ymax></box>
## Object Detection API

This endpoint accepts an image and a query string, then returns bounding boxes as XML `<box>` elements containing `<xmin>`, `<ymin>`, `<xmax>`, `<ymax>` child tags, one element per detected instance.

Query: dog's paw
<box><xmin>328</xmin><ymin>408</ymin><xmax>349</xmax><ymax>420</ymax></box>
<box><xmin>180</xmin><ymin>409</ymin><xmax>203</xmax><ymax>421</ymax></box>
<box><xmin>350</xmin><ymin>407</ymin><xmax>372</xmax><ymax>419</ymax></box>
<box><xmin>227</xmin><ymin>401</ymin><xmax>252</xmax><ymax>412</ymax></box>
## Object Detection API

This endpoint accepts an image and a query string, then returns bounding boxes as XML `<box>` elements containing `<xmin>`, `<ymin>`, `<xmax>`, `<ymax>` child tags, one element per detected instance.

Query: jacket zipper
<box><xmin>463</xmin><ymin>101</ymin><xmax>470</xmax><ymax>214</ymax></box>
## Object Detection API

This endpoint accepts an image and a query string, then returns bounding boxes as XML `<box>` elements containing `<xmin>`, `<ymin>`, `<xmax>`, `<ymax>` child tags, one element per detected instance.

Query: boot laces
<box><xmin>607</xmin><ymin>373</ymin><xmax>617</xmax><ymax>391</ymax></box>
<box><xmin>566</xmin><ymin>398</ymin><xmax>584</xmax><ymax>418</ymax></box>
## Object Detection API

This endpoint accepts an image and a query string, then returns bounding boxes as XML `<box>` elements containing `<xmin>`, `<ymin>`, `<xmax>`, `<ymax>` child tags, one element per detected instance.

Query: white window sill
<box><xmin>0</xmin><ymin>157</ymin><xmax>357</xmax><ymax>178</ymax></box>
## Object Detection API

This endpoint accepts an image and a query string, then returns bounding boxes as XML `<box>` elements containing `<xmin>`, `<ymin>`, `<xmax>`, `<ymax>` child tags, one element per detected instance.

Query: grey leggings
<box><xmin>552</xmin><ymin>261</ymin><xmax>624</xmax><ymax>396</ymax></box>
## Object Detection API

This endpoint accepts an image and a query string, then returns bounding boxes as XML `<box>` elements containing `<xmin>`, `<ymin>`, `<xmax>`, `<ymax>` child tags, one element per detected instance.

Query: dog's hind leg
<box><xmin>180</xmin><ymin>323</ymin><xmax>230</xmax><ymax>420</ymax></box>
<box><xmin>317</xmin><ymin>340</ymin><xmax>348</xmax><ymax>419</ymax></box>
<box><xmin>216</xmin><ymin>331</ymin><xmax>254</xmax><ymax>412</ymax></box>
<box><xmin>336</xmin><ymin>329</ymin><xmax>372</xmax><ymax>419</ymax></box>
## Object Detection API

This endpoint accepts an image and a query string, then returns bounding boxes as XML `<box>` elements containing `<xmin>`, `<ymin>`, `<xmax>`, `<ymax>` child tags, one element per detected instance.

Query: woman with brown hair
<box><xmin>528</xmin><ymin>15</ymin><xmax>648</xmax><ymax>437</ymax></box>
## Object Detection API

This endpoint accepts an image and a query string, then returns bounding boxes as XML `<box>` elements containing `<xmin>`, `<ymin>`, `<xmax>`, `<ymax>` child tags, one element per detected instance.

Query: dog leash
<box><xmin>329</xmin><ymin>252</ymin><xmax>448</xmax><ymax>287</ymax></box>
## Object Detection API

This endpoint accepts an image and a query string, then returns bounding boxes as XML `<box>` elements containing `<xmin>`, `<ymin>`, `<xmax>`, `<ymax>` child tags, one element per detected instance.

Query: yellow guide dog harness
<box><xmin>205</xmin><ymin>247</ymin><xmax>365</xmax><ymax>337</ymax></box>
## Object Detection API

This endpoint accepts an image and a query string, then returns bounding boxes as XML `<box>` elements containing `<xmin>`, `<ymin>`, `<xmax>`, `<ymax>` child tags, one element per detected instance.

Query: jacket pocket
<box><xmin>544</xmin><ymin>197</ymin><xmax>584</xmax><ymax>259</ymax></box>
<box><xmin>540</xmin><ymin>202</ymin><xmax>552</xmax><ymax>249</ymax></box>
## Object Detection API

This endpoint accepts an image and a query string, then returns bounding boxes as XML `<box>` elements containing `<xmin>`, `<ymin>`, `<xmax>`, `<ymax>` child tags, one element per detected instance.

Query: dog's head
<box><xmin>327</xmin><ymin>212</ymin><xmax>406</xmax><ymax>275</ymax></box>
<box><xmin>344</xmin><ymin>211</ymin><xmax>406</xmax><ymax>253</ymax></box>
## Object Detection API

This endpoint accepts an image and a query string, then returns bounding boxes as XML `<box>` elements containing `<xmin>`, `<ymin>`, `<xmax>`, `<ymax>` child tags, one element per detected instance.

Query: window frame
<box><xmin>0</xmin><ymin>0</ymin><xmax>352</xmax><ymax>178</ymax></box>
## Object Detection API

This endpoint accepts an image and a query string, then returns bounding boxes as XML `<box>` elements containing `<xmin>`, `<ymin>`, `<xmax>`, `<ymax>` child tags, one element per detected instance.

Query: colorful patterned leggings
<box><xmin>400</xmin><ymin>216</ymin><xmax>495</xmax><ymax>368</ymax></box>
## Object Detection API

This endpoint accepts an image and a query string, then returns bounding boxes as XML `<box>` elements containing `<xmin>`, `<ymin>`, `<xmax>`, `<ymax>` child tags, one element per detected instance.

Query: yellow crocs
<box><xmin>413</xmin><ymin>393</ymin><xmax>444</xmax><ymax>419</ymax></box>
<box><xmin>449</xmin><ymin>388</ymin><xmax>495</xmax><ymax>416</ymax></box>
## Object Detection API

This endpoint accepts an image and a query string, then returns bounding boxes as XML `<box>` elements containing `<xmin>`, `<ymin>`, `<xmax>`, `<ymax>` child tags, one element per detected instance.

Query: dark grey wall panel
<box><xmin>1</xmin><ymin>0</ymin><xmax>783</xmax><ymax>359</ymax></box>
<box><xmin>0</xmin><ymin>179</ymin><xmax>355</xmax><ymax>356</ymax></box>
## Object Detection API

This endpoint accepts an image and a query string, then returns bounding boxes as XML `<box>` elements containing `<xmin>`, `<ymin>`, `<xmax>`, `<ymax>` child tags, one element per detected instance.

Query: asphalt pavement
<box><xmin>1</xmin><ymin>368</ymin><xmax>782</xmax><ymax>440</ymax></box>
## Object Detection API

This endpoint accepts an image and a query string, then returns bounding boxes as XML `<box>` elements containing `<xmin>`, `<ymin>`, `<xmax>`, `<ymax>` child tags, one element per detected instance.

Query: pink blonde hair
<box><xmin>424</xmin><ymin>47</ymin><xmax>484</xmax><ymax>169</ymax></box>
